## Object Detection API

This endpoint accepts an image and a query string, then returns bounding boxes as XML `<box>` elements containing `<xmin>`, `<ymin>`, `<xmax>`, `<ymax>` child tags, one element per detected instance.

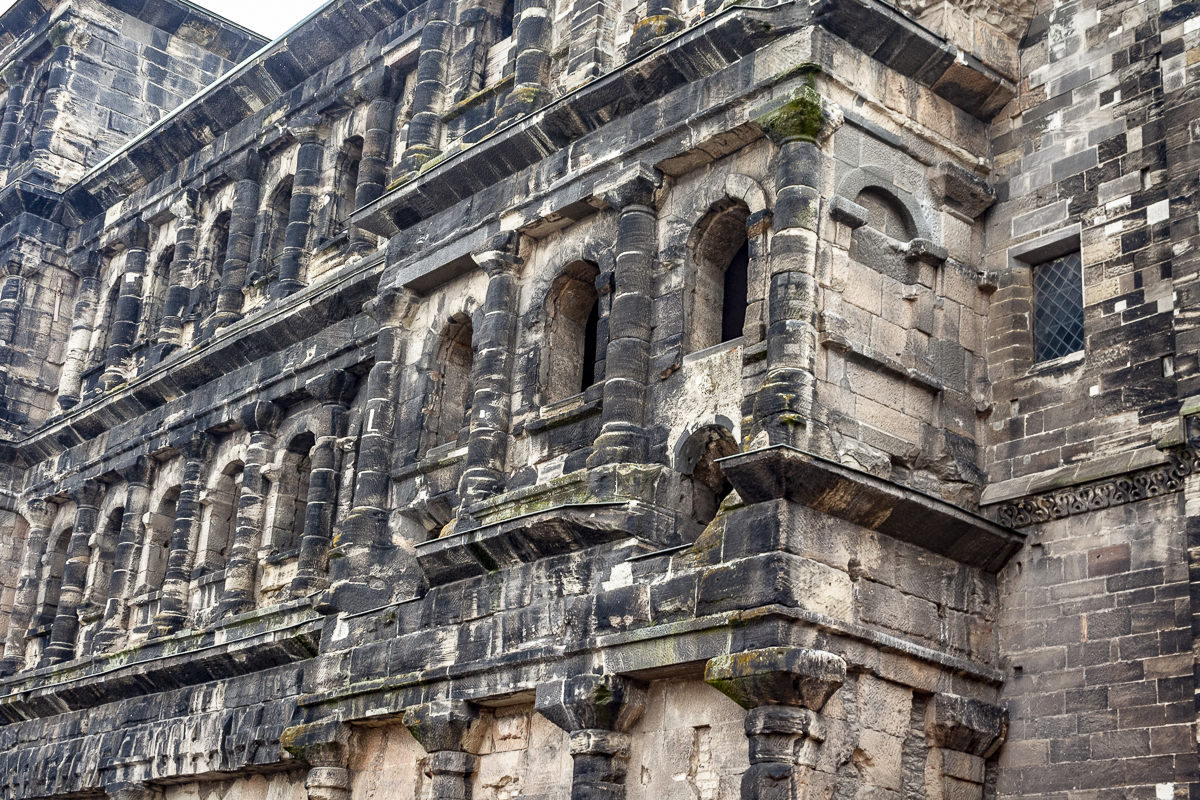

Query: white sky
<box><xmin>0</xmin><ymin>0</ymin><xmax>333</xmax><ymax>39</ymax></box>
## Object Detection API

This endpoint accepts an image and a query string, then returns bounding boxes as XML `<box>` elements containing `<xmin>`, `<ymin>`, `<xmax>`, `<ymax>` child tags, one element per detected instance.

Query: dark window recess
<box><xmin>721</xmin><ymin>240</ymin><xmax>749</xmax><ymax>343</ymax></box>
<box><xmin>581</xmin><ymin>299</ymin><xmax>599</xmax><ymax>392</ymax></box>
<box><xmin>1032</xmin><ymin>251</ymin><xmax>1085</xmax><ymax>362</ymax></box>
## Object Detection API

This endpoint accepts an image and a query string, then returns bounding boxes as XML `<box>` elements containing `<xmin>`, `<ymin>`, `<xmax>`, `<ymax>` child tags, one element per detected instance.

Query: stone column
<box><xmin>0</xmin><ymin>271</ymin><xmax>23</xmax><ymax>414</ymax></box>
<box><xmin>496</xmin><ymin>0</ymin><xmax>553</xmax><ymax>122</ymax></box>
<box><xmin>28</xmin><ymin>22</ymin><xmax>76</xmax><ymax>164</ymax></box>
<box><xmin>751</xmin><ymin>87</ymin><xmax>842</xmax><ymax>449</ymax></box>
<box><xmin>705</xmin><ymin>647</ymin><xmax>847</xmax><ymax>800</ymax></box>
<box><xmin>320</xmin><ymin>289</ymin><xmax>422</xmax><ymax>613</ymax></box>
<box><xmin>153</xmin><ymin>193</ymin><xmax>200</xmax><ymax>360</ymax></box>
<box><xmin>564</xmin><ymin>0</ymin><xmax>616</xmax><ymax>89</ymax></box>
<box><xmin>210</xmin><ymin>151</ymin><xmax>265</xmax><ymax>332</ymax></box>
<box><xmin>281</xmin><ymin>721</ymin><xmax>352</xmax><ymax>800</ymax></box>
<box><xmin>458</xmin><ymin>233</ymin><xmax>523</xmax><ymax>512</ymax></box>
<box><xmin>923</xmin><ymin>694</ymin><xmax>1006</xmax><ymax>800</ymax></box>
<box><xmin>0</xmin><ymin>499</ymin><xmax>57</xmax><ymax>676</ymax></box>
<box><xmin>92</xmin><ymin>457</ymin><xmax>154</xmax><ymax>654</ymax></box>
<box><xmin>350</xmin><ymin>70</ymin><xmax>397</xmax><ymax>253</ymax></box>
<box><xmin>404</xmin><ymin>699</ymin><xmax>481</xmax><ymax>800</ymax></box>
<box><xmin>150</xmin><ymin>431</ymin><xmax>216</xmax><ymax>637</ymax></box>
<box><xmin>41</xmin><ymin>480</ymin><xmax>105</xmax><ymax>665</ymax></box>
<box><xmin>588</xmin><ymin>166</ymin><xmax>661</xmax><ymax>468</ymax></box>
<box><xmin>57</xmin><ymin>250</ymin><xmax>104</xmax><ymax>410</ymax></box>
<box><xmin>214</xmin><ymin>400</ymin><xmax>283</xmax><ymax>618</ymax></box>
<box><xmin>628</xmin><ymin>0</ymin><xmax>683</xmax><ymax>57</ymax></box>
<box><xmin>536</xmin><ymin>674</ymin><xmax>646</xmax><ymax>800</ymax></box>
<box><xmin>274</xmin><ymin>121</ymin><xmax>324</xmax><ymax>299</ymax></box>
<box><xmin>0</xmin><ymin>63</ymin><xmax>28</xmax><ymax>174</ymax></box>
<box><xmin>102</xmin><ymin>220</ymin><xmax>151</xmax><ymax>391</ymax></box>
<box><xmin>290</xmin><ymin>370</ymin><xmax>358</xmax><ymax>598</ymax></box>
<box><xmin>396</xmin><ymin>0</ymin><xmax>452</xmax><ymax>177</ymax></box>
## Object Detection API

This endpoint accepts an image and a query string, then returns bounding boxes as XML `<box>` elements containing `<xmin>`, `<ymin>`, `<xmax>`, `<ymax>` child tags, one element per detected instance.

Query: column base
<box><xmin>271</xmin><ymin>278</ymin><xmax>306</xmax><ymax>300</ymax></box>
<box><xmin>39</xmin><ymin>641</ymin><xmax>74</xmax><ymax>666</ymax></box>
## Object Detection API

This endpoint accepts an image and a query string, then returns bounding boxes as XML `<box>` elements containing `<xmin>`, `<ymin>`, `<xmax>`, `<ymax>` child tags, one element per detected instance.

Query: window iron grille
<box><xmin>1032</xmin><ymin>250</ymin><xmax>1085</xmax><ymax>362</ymax></box>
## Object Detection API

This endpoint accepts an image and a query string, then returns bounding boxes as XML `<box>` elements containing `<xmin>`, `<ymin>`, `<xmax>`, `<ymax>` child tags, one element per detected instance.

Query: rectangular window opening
<box><xmin>1032</xmin><ymin>250</ymin><xmax>1085</xmax><ymax>363</ymax></box>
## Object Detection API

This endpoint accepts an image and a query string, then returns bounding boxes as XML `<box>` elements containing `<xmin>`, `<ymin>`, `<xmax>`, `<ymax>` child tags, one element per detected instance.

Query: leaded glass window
<box><xmin>1032</xmin><ymin>251</ymin><xmax>1085</xmax><ymax>362</ymax></box>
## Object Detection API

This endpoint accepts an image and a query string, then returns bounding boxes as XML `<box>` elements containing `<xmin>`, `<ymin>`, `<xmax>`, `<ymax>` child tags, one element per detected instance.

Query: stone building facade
<box><xmin>0</xmin><ymin>0</ymin><xmax>1195</xmax><ymax>797</ymax></box>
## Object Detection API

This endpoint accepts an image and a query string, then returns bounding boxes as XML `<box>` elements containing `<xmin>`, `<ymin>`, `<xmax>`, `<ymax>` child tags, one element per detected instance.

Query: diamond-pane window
<box><xmin>1032</xmin><ymin>251</ymin><xmax>1085</xmax><ymax>362</ymax></box>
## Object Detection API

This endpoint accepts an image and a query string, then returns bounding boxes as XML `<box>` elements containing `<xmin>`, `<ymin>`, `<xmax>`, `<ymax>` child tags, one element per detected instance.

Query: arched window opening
<box><xmin>546</xmin><ymin>261</ymin><xmax>601</xmax><ymax>402</ymax></box>
<box><xmin>431</xmin><ymin>315</ymin><xmax>474</xmax><ymax>450</ymax></box>
<box><xmin>855</xmin><ymin>188</ymin><xmax>914</xmax><ymax>242</ymax></box>
<box><xmin>333</xmin><ymin>138</ymin><xmax>363</xmax><ymax>238</ymax></box>
<box><xmin>201</xmin><ymin>211</ymin><xmax>232</xmax><ymax>321</ymax></box>
<box><xmin>199</xmin><ymin>463</ymin><xmax>244</xmax><ymax>576</ymax></box>
<box><xmin>140</xmin><ymin>489</ymin><xmax>179</xmax><ymax>598</ymax></box>
<box><xmin>88</xmin><ymin>281</ymin><xmax>123</xmax><ymax>371</ymax></box>
<box><xmin>677</xmin><ymin>425</ymin><xmax>738</xmax><ymax>539</ymax></box>
<box><xmin>691</xmin><ymin>201</ymin><xmax>750</xmax><ymax>353</ymax></box>
<box><xmin>267</xmin><ymin>433</ymin><xmax>314</xmax><ymax>555</ymax></box>
<box><xmin>142</xmin><ymin>245</ymin><xmax>175</xmax><ymax>342</ymax></box>
<box><xmin>264</xmin><ymin>177</ymin><xmax>294</xmax><ymax>274</ymax></box>
<box><xmin>33</xmin><ymin>527</ymin><xmax>71</xmax><ymax>632</ymax></box>
<box><xmin>83</xmin><ymin>506</ymin><xmax>123</xmax><ymax>617</ymax></box>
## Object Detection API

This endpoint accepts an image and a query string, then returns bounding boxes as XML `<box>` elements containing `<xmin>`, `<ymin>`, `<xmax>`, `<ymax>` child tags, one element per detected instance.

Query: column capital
<box><xmin>280</xmin><ymin>720</ymin><xmax>353</xmax><ymax>768</ymax></box>
<box><xmin>68</xmin><ymin>480</ymin><xmax>105</xmax><ymax>509</ymax></box>
<box><xmin>754</xmin><ymin>83</ymin><xmax>843</xmax><ymax>147</ymax></box>
<box><xmin>925</xmin><ymin>693</ymin><xmax>1007</xmax><ymax>757</ymax></box>
<box><xmin>289</xmin><ymin>115</ymin><xmax>323</xmax><ymax>144</ymax></box>
<box><xmin>354</xmin><ymin>66</ymin><xmax>398</xmax><ymax>103</ymax></box>
<box><xmin>363</xmin><ymin>286</ymin><xmax>420</xmax><ymax>326</ymax></box>
<box><xmin>535</xmin><ymin>673</ymin><xmax>647</xmax><ymax>734</ymax></box>
<box><xmin>403</xmin><ymin>698</ymin><xmax>482</xmax><ymax>753</ymax></box>
<box><xmin>704</xmin><ymin>647</ymin><xmax>846</xmax><ymax>711</ymax></box>
<box><xmin>1</xmin><ymin>61</ymin><xmax>27</xmax><ymax>87</ymax></box>
<box><xmin>471</xmin><ymin>232</ymin><xmax>524</xmax><ymax>277</ymax></box>
<box><xmin>119</xmin><ymin>455</ymin><xmax>155</xmax><ymax>486</ymax></box>
<box><xmin>228</xmin><ymin>149</ymin><xmax>265</xmax><ymax>183</ymax></box>
<box><xmin>597</xmin><ymin>164</ymin><xmax>662</xmax><ymax>211</ymax></box>
<box><xmin>239</xmin><ymin>399</ymin><xmax>284</xmax><ymax>435</ymax></box>
<box><xmin>171</xmin><ymin>429</ymin><xmax>216</xmax><ymax>462</ymax></box>
<box><xmin>69</xmin><ymin>249</ymin><xmax>104</xmax><ymax>280</ymax></box>
<box><xmin>169</xmin><ymin>190</ymin><xmax>200</xmax><ymax>224</ymax></box>
<box><xmin>120</xmin><ymin>218</ymin><xmax>151</xmax><ymax>252</ymax></box>
<box><xmin>20</xmin><ymin>497</ymin><xmax>58</xmax><ymax>529</ymax></box>
<box><xmin>306</xmin><ymin>369</ymin><xmax>358</xmax><ymax>407</ymax></box>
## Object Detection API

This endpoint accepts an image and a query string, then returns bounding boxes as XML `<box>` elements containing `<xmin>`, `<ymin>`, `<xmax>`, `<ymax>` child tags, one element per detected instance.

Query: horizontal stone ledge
<box><xmin>719</xmin><ymin>446</ymin><xmax>1023</xmax><ymax>573</ymax></box>
<box><xmin>416</xmin><ymin>501</ymin><xmax>663</xmax><ymax>586</ymax></box>
<box><xmin>0</xmin><ymin>599</ymin><xmax>321</xmax><ymax>723</ymax></box>
<box><xmin>819</xmin><ymin>330</ymin><xmax>944</xmax><ymax>394</ymax></box>
<box><xmin>295</xmin><ymin>602</ymin><xmax>1002</xmax><ymax>719</ymax></box>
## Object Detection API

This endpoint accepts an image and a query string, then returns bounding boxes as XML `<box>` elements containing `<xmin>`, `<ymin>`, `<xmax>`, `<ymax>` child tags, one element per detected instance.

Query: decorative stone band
<box><xmin>993</xmin><ymin>445</ymin><xmax>1200</xmax><ymax>528</ymax></box>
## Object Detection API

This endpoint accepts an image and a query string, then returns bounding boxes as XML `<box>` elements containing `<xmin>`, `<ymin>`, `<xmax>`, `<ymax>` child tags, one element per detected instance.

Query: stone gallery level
<box><xmin>0</xmin><ymin>0</ymin><xmax>1196</xmax><ymax>798</ymax></box>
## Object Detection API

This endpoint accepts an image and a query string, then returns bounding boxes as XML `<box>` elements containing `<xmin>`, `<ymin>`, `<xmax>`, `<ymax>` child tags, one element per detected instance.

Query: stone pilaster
<box><xmin>0</xmin><ymin>63</ymin><xmax>28</xmax><ymax>175</ymax></box>
<box><xmin>290</xmin><ymin>370</ymin><xmax>358</xmax><ymax>598</ymax></box>
<box><xmin>628</xmin><ymin>0</ymin><xmax>683</xmax><ymax>58</ymax></box>
<box><xmin>150</xmin><ymin>431</ymin><xmax>216</xmax><ymax>637</ymax></box>
<box><xmin>153</xmin><ymin>192</ymin><xmax>200</xmax><ymax>360</ymax></box>
<box><xmin>588</xmin><ymin>165</ymin><xmax>661</xmax><ymax>468</ymax></box>
<box><xmin>536</xmin><ymin>673</ymin><xmax>647</xmax><ymax>800</ymax></box>
<box><xmin>350</xmin><ymin>70</ymin><xmax>396</xmax><ymax>253</ymax></box>
<box><xmin>92</xmin><ymin>457</ymin><xmax>154</xmax><ymax>654</ymax></box>
<box><xmin>41</xmin><ymin>480</ymin><xmax>105</xmax><ymax>665</ymax></box>
<box><xmin>214</xmin><ymin>400</ymin><xmax>283</xmax><ymax>618</ymax></box>
<box><xmin>27</xmin><ymin>23</ymin><xmax>76</xmax><ymax>168</ymax></box>
<box><xmin>496</xmin><ymin>0</ymin><xmax>553</xmax><ymax>122</ymax></box>
<box><xmin>404</xmin><ymin>699</ymin><xmax>481</xmax><ymax>800</ymax></box>
<box><xmin>57</xmin><ymin>250</ymin><xmax>104</xmax><ymax>410</ymax></box>
<box><xmin>705</xmin><ymin>647</ymin><xmax>847</xmax><ymax>800</ymax></box>
<box><xmin>564</xmin><ymin>0</ymin><xmax>617</xmax><ymax>89</ymax></box>
<box><xmin>923</xmin><ymin>694</ymin><xmax>1006</xmax><ymax>800</ymax></box>
<box><xmin>281</xmin><ymin>721</ymin><xmax>352</xmax><ymax>800</ymax></box>
<box><xmin>0</xmin><ymin>499</ymin><xmax>57</xmax><ymax>676</ymax></box>
<box><xmin>274</xmin><ymin>120</ymin><xmax>324</xmax><ymax>299</ymax></box>
<box><xmin>102</xmin><ymin>219</ymin><xmax>152</xmax><ymax>391</ymax></box>
<box><xmin>750</xmin><ymin>86</ymin><xmax>842</xmax><ymax>449</ymax></box>
<box><xmin>457</xmin><ymin>233</ymin><xmax>523</xmax><ymax>512</ymax></box>
<box><xmin>320</xmin><ymin>288</ymin><xmax>423</xmax><ymax>613</ymax></box>
<box><xmin>209</xmin><ymin>150</ymin><xmax>264</xmax><ymax>332</ymax></box>
<box><xmin>396</xmin><ymin>0</ymin><xmax>452</xmax><ymax>177</ymax></box>
<box><xmin>0</xmin><ymin>269</ymin><xmax>23</xmax><ymax>417</ymax></box>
